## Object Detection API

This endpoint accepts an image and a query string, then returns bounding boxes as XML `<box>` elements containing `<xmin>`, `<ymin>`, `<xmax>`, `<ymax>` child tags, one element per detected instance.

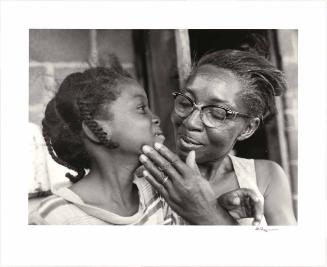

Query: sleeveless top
<box><xmin>229</xmin><ymin>155</ymin><xmax>268</xmax><ymax>226</ymax></box>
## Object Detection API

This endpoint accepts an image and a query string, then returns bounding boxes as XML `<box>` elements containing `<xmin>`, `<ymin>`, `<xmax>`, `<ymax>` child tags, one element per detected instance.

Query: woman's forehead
<box><xmin>186</xmin><ymin>65</ymin><xmax>243</xmax><ymax>103</ymax></box>
<box><xmin>189</xmin><ymin>65</ymin><xmax>238</xmax><ymax>85</ymax></box>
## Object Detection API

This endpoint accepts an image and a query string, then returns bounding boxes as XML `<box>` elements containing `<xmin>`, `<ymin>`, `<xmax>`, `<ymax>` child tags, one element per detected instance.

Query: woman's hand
<box><xmin>139</xmin><ymin>142</ymin><xmax>236</xmax><ymax>225</ymax></box>
<box><xmin>218</xmin><ymin>188</ymin><xmax>264</xmax><ymax>226</ymax></box>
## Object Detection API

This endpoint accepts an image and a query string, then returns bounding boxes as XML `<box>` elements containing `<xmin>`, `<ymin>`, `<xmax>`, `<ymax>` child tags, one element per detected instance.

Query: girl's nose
<box><xmin>152</xmin><ymin>114</ymin><xmax>161</xmax><ymax>126</ymax></box>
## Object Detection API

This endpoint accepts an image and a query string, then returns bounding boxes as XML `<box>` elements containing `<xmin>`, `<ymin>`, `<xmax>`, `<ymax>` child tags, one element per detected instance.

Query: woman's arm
<box><xmin>255</xmin><ymin>160</ymin><xmax>297</xmax><ymax>225</ymax></box>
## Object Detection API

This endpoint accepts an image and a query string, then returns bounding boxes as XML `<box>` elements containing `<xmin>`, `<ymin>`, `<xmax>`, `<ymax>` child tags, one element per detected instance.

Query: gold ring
<box><xmin>158</xmin><ymin>163</ymin><xmax>171</xmax><ymax>172</ymax></box>
<box><xmin>162</xmin><ymin>175</ymin><xmax>169</xmax><ymax>185</ymax></box>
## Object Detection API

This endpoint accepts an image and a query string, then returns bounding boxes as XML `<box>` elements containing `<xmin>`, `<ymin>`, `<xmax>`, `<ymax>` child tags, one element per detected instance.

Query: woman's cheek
<box><xmin>206</xmin><ymin>127</ymin><xmax>230</xmax><ymax>146</ymax></box>
<box><xmin>206</xmin><ymin>127</ymin><xmax>239</xmax><ymax>151</ymax></box>
<box><xmin>171</xmin><ymin>112</ymin><xmax>183</xmax><ymax>128</ymax></box>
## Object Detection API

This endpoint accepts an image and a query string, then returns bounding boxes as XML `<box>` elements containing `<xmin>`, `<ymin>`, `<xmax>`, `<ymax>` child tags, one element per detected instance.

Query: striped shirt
<box><xmin>29</xmin><ymin>177</ymin><xmax>184</xmax><ymax>225</ymax></box>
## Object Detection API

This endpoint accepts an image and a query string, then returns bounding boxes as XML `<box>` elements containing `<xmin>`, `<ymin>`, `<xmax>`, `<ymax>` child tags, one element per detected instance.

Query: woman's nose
<box><xmin>182</xmin><ymin>109</ymin><xmax>204</xmax><ymax>131</ymax></box>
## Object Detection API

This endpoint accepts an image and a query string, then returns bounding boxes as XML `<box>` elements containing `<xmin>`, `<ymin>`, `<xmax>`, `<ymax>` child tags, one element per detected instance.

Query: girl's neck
<box><xmin>70</xmin><ymin>152</ymin><xmax>141</xmax><ymax>217</ymax></box>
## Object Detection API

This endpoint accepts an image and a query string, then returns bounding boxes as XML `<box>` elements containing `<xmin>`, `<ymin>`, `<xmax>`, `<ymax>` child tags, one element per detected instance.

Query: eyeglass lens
<box><xmin>174</xmin><ymin>94</ymin><xmax>227</xmax><ymax>127</ymax></box>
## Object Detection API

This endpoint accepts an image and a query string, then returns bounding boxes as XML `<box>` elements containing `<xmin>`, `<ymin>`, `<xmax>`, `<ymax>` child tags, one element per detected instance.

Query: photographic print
<box><xmin>1</xmin><ymin>1</ymin><xmax>325</xmax><ymax>266</ymax></box>
<box><xmin>28</xmin><ymin>29</ymin><xmax>298</xmax><ymax>227</ymax></box>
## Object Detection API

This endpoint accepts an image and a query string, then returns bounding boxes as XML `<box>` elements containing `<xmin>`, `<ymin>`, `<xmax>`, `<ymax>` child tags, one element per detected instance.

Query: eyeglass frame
<box><xmin>172</xmin><ymin>91</ymin><xmax>255</xmax><ymax>128</ymax></box>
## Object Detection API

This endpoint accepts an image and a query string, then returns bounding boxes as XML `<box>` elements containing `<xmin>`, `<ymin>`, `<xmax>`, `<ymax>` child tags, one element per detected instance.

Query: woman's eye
<box><xmin>206</xmin><ymin>107</ymin><xmax>226</xmax><ymax>120</ymax></box>
<box><xmin>180</xmin><ymin>100</ymin><xmax>191</xmax><ymax>107</ymax></box>
<box><xmin>176</xmin><ymin>97</ymin><xmax>192</xmax><ymax>108</ymax></box>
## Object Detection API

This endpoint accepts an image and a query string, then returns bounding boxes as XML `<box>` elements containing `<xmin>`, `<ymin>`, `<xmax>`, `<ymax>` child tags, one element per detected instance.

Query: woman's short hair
<box><xmin>188</xmin><ymin>49</ymin><xmax>287</xmax><ymax>121</ymax></box>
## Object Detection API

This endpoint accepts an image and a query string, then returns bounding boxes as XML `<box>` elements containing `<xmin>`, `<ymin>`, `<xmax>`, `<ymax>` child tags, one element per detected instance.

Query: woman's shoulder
<box><xmin>254</xmin><ymin>159</ymin><xmax>284</xmax><ymax>174</ymax></box>
<box><xmin>254</xmin><ymin>159</ymin><xmax>288</xmax><ymax>196</ymax></box>
<box><xmin>254</xmin><ymin>160</ymin><xmax>296</xmax><ymax>225</ymax></box>
<box><xmin>28</xmin><ymin>193</ymin><xmax>86</xmax><ymax>225</ymax></box>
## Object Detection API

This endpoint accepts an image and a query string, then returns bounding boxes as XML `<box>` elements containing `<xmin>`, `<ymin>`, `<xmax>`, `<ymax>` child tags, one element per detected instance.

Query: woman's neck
<box><xmin>70</xmin><ymin>151</ymin><xmax>141</xmax><ymax>216</ymax></box>
<box><xmin>197</xmin><ymin>155</ymin><xmax>232</xmax><ymax>181</ymax></box>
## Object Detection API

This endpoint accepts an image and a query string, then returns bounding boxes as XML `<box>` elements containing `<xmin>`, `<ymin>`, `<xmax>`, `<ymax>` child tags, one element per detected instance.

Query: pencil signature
<box><xmin>255</xmin><ymin>226</ymin><xmax>278</xmax><ymax>232</ymax></box>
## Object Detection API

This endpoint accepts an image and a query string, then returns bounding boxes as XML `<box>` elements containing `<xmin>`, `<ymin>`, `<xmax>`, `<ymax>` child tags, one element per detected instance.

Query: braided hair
<box><xmin>188</xmin><ymin>49</ymin><xmax>287</xmax><ymax>122</ymax></box>
<box><xmin>42</xmin><ymin>62</ymin><xmax>133</xmax><ymax>183</ymax></box>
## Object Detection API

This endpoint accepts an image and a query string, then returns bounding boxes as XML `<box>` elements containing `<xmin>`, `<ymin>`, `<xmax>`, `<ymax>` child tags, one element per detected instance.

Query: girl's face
<box><xmin>98</xmin><ymin>79</ymin><xmax>155</xmax><ymax>155</ymax></box>
<box><xmin>171</xmin><ymin>64</ymin><xmax>249</xmax><ymax>163</ymax></box>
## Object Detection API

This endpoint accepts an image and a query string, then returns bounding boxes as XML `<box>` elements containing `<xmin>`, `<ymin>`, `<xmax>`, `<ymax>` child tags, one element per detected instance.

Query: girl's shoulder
<box><xmin>134</xmin><ymin>176</ymin><xmax>160</xmax><ymax>205</ymax></box>
<box><xmin>28</xmin><ymin>194</ymin><xmax>87</xmax><ymax>225</ymax></box>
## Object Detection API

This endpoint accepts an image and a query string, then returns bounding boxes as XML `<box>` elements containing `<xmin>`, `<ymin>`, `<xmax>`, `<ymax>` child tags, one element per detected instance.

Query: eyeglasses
<box><xmin>172</xmin><ymin>92</ymin><xmax>253</xmax><ymax>128</ymax></box>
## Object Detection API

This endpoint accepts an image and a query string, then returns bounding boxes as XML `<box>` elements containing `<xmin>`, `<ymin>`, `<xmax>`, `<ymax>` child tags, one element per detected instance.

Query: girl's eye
<box><xmin>137</xmin><ymin>104</ymin><xmax>148</xmax><ymax>114</ymax></box>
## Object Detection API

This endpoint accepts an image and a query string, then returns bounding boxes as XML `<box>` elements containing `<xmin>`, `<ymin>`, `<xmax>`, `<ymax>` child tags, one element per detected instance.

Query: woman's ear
<box><xmin>237</xmin><ymin>117</ymin><xmax>260</xmax><ymax>141</ymax></box>
<box><xmin>82</xmin><ymin>121</ymin><xmax>101</xmax><ymax>144</ymax></box>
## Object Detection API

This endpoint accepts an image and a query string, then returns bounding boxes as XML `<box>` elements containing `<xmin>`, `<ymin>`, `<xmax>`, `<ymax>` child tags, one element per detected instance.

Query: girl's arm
<box><xmin>256</xmin><ymin>160</ymin><xmax>297</xmax><ymax>225</ymax></box>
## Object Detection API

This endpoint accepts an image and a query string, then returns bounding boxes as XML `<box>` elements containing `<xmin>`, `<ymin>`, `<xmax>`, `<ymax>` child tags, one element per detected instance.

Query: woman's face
<box><xmin>171</xmin><ymin>64</ymin><xmax>249</xmax><ymax>163</ymax></box>
<box><xmin>98</xmin><ymin>79</ymin><xmax>156</xmax><ymax>155</ymax></box>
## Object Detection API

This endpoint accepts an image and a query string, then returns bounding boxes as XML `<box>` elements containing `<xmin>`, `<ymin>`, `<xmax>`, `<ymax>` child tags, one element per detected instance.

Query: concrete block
<box><xmin>284</xmin><ymin>94</ymin><xmax>298</xmax><ymax>110</ymax></box>
<box><xmin>283</xmin><ymin>63</ymin><xmax>298</xmax><ymax>88</ymax></box>
<box><xmin>30</xmin><ymin>29</ymin><xmax>90</xmax><ymax>62</ymax></box>
<box><xmin>53</xmin><ymin>66</ymin><xmax>88</xmax><ymax>88</ymax></box>
<box><xmin>29</xmin><ymin>66</ymin><xmax>48</xmax><ymax>126</ymax></box>
<box><xmin>289</xmin><ymin>161</ymin><xmax>298</xmax><ymax>192</ymax></box>
<box><xmin>284</xmin><ymin>110</ymin><xmax>298</xmax><ymax>129</ymax></box>
<box><xmin>277</xmin><ymin>30</ymin><xmax>298</xmax><ymax>58</ymax></box>
<box><xmin>286</xmin><ymin>128</ymin><xmax>298</xmax><ymax>160</ymax></box>
<box><xmin>97</xmin><ymin>30</ymin><xmax>135</xmax><ymax>64</ymax></box>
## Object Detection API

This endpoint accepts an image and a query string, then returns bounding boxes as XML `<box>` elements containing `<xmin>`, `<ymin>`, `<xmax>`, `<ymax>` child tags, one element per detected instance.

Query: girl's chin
<box><xmin>138</xmin><ymin>136</ymin><xmax>158</xmax><ymax>151</ymax></box>
<box><xmin>154</xmin><ymin>133</ymin><xmax>165</xmax><ymax>144</ymax></box>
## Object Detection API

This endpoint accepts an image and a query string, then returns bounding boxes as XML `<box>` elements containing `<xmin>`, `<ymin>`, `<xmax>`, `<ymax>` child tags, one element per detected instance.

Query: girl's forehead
<box><xmin>118</xmin><ymin>79</ymin><xmax>145</xmax><ymax>94</ymax></box>
<box><xmin>97</xmin><ymin>80</ymin><xmax>147</xmax><ymax>117</ymax></box>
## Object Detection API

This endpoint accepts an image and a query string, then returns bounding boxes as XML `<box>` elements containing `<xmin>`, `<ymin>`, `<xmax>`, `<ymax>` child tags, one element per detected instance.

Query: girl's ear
<box><xmin>82</xmin><ymin>121</ymin><xmax>101</xmax><ymax>144</ymax></box>
<box><xmin>237</xmin><ymin>117</ymin><xmax>260</xmax><ymax>141</ymax></box>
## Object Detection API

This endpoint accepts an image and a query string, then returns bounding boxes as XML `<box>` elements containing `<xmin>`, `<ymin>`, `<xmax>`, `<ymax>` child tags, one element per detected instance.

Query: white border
<box><xmin>1</xmin><ymin>1</ymin><xmax>326</xmax><ymax>266</ymax></box>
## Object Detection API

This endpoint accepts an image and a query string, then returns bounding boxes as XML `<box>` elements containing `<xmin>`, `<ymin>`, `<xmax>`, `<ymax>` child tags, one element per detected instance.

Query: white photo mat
<box><xmin>1</xmin><ymin>1</ymin><xmax>326</xmax><ymax>266</ymax></box>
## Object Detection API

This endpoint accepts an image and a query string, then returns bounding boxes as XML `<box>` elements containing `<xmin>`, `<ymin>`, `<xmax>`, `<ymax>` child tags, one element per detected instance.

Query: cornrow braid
<box><xmin>78</xmin><ymin>98</ymin><xmax>119</xmax><ymax>149</ymax></box>
<box><xmin>42</xmin><ymin>122</ymin><xmax>85</xmax><ymax>183</ymax></box>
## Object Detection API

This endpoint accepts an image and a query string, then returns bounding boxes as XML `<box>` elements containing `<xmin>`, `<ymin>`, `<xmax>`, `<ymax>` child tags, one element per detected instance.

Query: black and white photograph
<box><xmin>28</xmin><ymin>29</ymin><xmax>298</xmax><ymax>226</ymax></box>
<box><xmin>1</xmin><ymin>1</ymin><xmax>326</xmax><ymax>266</ymax></box>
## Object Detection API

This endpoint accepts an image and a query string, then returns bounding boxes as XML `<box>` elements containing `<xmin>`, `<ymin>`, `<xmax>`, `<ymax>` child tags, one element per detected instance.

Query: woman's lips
<box><xmin>178</xmin><ymin>135</ymin><xmax>203</xmax><ymax>150</ymax></box>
